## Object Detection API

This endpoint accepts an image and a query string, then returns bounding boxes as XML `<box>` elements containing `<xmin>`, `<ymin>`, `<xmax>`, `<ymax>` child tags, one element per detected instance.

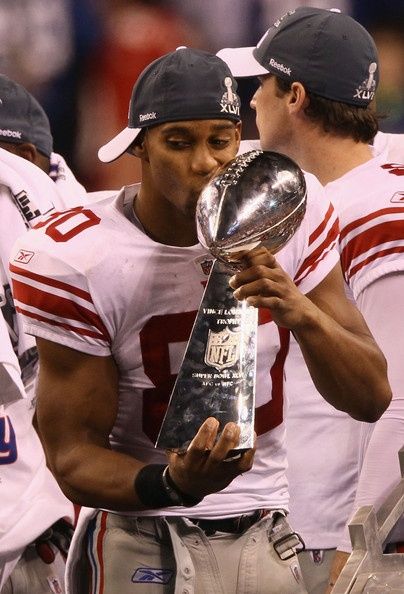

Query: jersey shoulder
<box><xmin>10</xmin><ymin>192</ymin><xmax>134</xmax><ymax>278</ymax></box>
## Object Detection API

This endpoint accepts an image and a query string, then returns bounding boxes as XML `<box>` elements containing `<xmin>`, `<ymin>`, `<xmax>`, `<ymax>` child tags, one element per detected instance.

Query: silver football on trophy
<box><xmin>197</xmin><ymin>150</ymin><xmax>307</xmax><ymax>269</ymax></box>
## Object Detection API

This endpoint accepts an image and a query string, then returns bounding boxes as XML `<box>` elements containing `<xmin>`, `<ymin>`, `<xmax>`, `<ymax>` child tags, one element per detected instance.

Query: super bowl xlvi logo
<box><xmin>204</xmin><ymin>327</ymin><xmax>240</xmax><ymax>371</ymax></box>
<box><xmin>220</xmin><ymin>77</ymin><xmax>240</xmax><ymax>116</ymax></box>
<box><xmin>354</xmin><ymin>62</ymin><xmax>377</xmax><ymax>101</ymax></box>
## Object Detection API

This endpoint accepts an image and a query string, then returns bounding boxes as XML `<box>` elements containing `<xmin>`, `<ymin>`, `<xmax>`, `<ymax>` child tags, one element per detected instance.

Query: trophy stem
<box><xmin>156</xmin><ymin>259</ymin><xmax>257</xmax><ymax>452</ymax></box>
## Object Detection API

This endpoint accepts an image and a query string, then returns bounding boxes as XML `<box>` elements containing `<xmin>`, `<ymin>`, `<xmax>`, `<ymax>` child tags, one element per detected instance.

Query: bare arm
<box><xmin>35</xmin><ymin>338</ymin><xmax>255</xmax><ymax>510</ymax></box>
<box><xmin>229</xmin><ymin>248</ymin><xmax>391</xmax><ymax>422</ymax></box>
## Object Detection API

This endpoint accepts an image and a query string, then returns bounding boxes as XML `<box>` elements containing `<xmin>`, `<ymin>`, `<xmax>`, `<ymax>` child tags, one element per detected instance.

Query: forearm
<box><xmin>49</xmin><ymin>441</ymin><xmax>148</xmax><ymax>511</ymax></box>
<box><xmin>294</xmin><ymin>306</ymin><xmax>390</xmax><ymax>422</ymax></box>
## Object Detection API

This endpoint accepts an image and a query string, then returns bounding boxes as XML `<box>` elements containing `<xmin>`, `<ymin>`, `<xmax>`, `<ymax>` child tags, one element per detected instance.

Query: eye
<box><xmin>210</xmin><ymin>137</ymin><xmax>232</xmax><ymax>148</ymax></box>
<box><xmin>166</xmin><ymin>139</ymin><xmax>192</xmax><ymax>149</ymax></box>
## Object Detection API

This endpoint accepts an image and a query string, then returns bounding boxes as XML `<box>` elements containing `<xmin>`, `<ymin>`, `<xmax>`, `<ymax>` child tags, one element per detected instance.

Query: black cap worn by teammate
<box><xmin>98</xmin><ymin>46</ymin><xmax>242</xmax><ymax>163</ymax></box>
<box><xmin>0</xmin><ymin>75</ymin><xmax>53</xmax><ymax>158</ymax></box>
<box><xmin>217</xmin><ymin>7</ymin><xmax>379</xmax><ymax>107</ymax></box>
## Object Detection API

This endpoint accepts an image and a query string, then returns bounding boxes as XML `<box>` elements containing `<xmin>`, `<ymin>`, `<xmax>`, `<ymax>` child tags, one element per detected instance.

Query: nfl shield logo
<box><xmin>204</xmin><ymin>327</ymin><xmax>240</xmax><ymax>371</ymax></box>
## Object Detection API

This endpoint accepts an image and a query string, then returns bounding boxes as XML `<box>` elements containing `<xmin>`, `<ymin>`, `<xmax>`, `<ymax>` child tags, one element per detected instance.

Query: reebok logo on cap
<box><xmin>269</xmin><ymin>58</ymin><xmax>291</xmax><ymax>77</ymax></box>
<box><xmin>139</xmin><ymin>112</ymin><xmax>157</xmax><ymax>122</ymax></box>
<box><xmin>0</xmin><ymin>128</ymin><xmax>22</xmax><ymax>139</ymax></box>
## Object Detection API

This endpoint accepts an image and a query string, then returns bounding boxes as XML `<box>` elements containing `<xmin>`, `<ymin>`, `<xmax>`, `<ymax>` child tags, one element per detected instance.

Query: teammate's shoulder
<box><xmin>302</xmin><ymin>170</ymin><xmax>324</xmax><ymax>197</ymax></box>
<box><xmin>373</xmin><ymin>131</ymin><xmax>404</xmax><ymax>164</ymax></box>
<box><xmin>300</xmin><ymin>170</ymin><xmax>335</xmax><ymax>217</ymax></box>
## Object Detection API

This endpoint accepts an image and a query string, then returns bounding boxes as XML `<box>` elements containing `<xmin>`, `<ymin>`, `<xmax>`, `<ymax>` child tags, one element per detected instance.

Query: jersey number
<box><xmin>139</xmin><ymin>311</ymin><xmax>289</xmax><ymax>443</ymax></box>
<box><xmin>34</xmin><ymin>207</ymin><xmax>101</xmax><ymax>242</ymax></box>
<box><xmin>0</xmin><ymin>416</ymin><xmax>18</xmax><ymax>465</ymax></box>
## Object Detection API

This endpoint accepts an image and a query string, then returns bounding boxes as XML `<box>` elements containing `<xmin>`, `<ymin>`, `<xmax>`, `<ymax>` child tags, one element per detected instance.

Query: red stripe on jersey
<box><xmin>341</xmin><ymin>219</ymin><xmax>404</xmax><ymax>276</ymax></box>
<box><xmin>13</xmin><ymin>279</ymin><xmax>111</xmax><ymax>342</ymax></box>
<box><xmin>15</xmin><ymin>306</ymin><xmax>109</xmax><ymax>342</ymax></box>
<box><xmin>258</xmin><ymin>307</ymin><xmax>272</xmax><ymax>324</ymax></box>
<box><xmin>294</xmin><ymin>217</ymin><xmax>339</xmax><ymax>283</ymax></box>
<box><xmin>255</xmin><ymin>327</ymin><xmax>289</xmax><ymax>435</ymax></box>
<box><xmin>339</xmin><ymin>207</ymin><xmax>404</xmax><ymax>242</ymax></box>
<box><xmin>308</xmin><ymin>203</ymin><xmax>335</xmax><ymax>246</ymax></box>
<box><xmin>346</xmin><ymin>246</ymin><xmax>404</xmax><ymax>281</ymax></box>
<box><xmin>10</xmin><ymin>263</ymin><xmax>93</xmax><ymax>303</ymax></box>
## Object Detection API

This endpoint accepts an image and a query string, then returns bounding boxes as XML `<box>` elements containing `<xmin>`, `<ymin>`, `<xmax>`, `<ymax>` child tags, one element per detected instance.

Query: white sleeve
<box><xmin>338</xmin><ymin>272</ymin><xmax>404</xmax><ymax>551</ymax></box>
<box><xmin>9</xmin><ymin>241</ymin><xmax>113</xmax><ymax>357</ymax></box>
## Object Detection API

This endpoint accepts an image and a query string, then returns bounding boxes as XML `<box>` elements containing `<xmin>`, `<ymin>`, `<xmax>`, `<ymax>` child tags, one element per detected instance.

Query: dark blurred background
<box><xmin>1</xmin><ymin>0</ymin><xmax>403</xmax><ymax>190</ymax></box>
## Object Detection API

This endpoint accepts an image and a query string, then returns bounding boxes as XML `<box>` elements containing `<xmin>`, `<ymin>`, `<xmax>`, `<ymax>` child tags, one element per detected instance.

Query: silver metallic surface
<box><xmin>332</xmin><ymin>447</ymin><xmax>404</xmax><ymax>593</ymax></box>
<box><xmin>156</xmin><ymin>150</ymin><xmax>307</xmax><ymax>452</ymax></box>
<box><xmin>197</xmin><ymin>150</ymin><xmax>307</xmax><ymax>270</ymax></box>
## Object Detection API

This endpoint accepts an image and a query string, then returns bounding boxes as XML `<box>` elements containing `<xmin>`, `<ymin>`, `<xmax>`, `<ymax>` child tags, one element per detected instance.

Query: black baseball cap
<box><xmin>217</xmin><ymin>7</ymin><xmax>379</xmax><ymax>107</ymax></box>
<box><xmin>98</xmin><ymin>47</ymin><xmax>241</xmax><ymax>163</ymax></box>
<box><xmin>0</xmin><ymin>75</ymin><xmax>53</xmax><ymax>157</ymax></box>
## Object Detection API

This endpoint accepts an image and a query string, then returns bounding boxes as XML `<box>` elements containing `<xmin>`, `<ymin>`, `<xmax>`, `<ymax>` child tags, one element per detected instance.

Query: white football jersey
<box><xmin>0</xmin><ymin>148</ymin><xmax>89</xmax><ymax>394</ymax></box>
<box><xmin>328</xmin><ymin>152</ymin><xmax>404</xmax><ymax>298</ymax></box>
<box><xmin>286</xmin><ymin>146</ymin><xmax>404</xmax><ymax>549</ymax></box>
<box><xmin>10</xmin><ymin>178</ymin><xmax>339</xmax><ymax>518</ymax></box>
<box><xmin>285</xmin><ymin>336</ymin><xmax>364</xmax><ymax>548</ymax></box>
<box><xmin>0</xmin><ymin>307</ymin><xmax>73</xmax><ymax>565</ymax></box>
<box><xmin>330</xmin><ymin>147</ymin><xmax>404</xmax><ymax>551</ymax></box>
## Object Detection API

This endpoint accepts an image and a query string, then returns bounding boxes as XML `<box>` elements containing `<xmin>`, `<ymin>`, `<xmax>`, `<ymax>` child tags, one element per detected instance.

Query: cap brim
<box><xmin>216</xmin><ymin>47</ymin><xmax>268</xmax><ymax>78</ymax></box>
<box><xmin>98</xmin><ymin>127</ymin><xmax>142</xmax><ymax>163</ymax></box>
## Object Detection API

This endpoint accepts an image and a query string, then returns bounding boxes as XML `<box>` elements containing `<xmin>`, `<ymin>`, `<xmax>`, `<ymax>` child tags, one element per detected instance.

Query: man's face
<box><xmin>250</xmin><ymin>75</ymin><xmax>293</xmax><ymax>153</ymax></box>
<box><xmin>142</xmin><ymin>119</ymin><xmax>241</xmax><ymax>219</ymax></box>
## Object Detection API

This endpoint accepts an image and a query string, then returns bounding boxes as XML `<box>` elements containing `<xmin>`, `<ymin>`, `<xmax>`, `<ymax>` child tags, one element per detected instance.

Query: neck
<box><xmin>133</xmin><ymin>187</ymin><xmax>198</xmax><ymax>247</ymax></box>
<box><xmin>292</xmin><ymin>128</ymin><xmax>373</xmax><ymax>186</ymax></box>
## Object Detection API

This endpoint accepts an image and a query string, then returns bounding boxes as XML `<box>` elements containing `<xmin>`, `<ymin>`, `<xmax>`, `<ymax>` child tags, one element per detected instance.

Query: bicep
<box><xmin>35</xmin><ymin>338</ymin><xmax>119</xmax><ymax>467</ymax></box>
<box><xmin>306</xmin><ymin>263</ymin><xmax>373</xmax><ymax>337</ymax></box>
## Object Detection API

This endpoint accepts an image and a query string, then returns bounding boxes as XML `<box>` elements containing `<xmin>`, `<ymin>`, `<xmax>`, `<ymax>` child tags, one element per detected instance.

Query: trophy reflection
<box><xmin>156</xmin><ymin>150</ymin><xmax>307</xmax><ymax>452</ymax></box>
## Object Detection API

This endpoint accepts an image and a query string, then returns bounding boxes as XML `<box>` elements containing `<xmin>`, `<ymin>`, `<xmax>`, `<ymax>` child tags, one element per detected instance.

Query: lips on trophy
<box><xmin>156</xmin><ymin>150</ymin><xmax>307</xmax><ymax>453</ymax></box>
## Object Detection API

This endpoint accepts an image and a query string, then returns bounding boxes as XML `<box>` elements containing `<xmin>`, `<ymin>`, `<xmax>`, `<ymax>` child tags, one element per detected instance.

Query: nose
<box><xmin>250</xmin><ymin>91</ymin><xmax>258</xmax><ymax>111</ymax></box>
<box><xmin>191</xmin><ymin>145</ymin><xmax>219</xmax><ymax>176</ymax></box>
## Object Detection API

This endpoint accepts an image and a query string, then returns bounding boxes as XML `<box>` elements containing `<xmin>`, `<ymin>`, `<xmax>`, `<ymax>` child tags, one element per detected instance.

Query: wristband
<box><xmin>162</xmin><ymin>466</ymin><xmax>203</xmax><ymax>507</ymax></box>
<box><xmin>134</xmin><ymin>464</ymin><xmax>202</xmax><ymax>508</ymax></box>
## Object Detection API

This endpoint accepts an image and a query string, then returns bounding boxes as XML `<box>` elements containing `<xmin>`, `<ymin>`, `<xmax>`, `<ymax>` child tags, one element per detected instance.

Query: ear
<box><xmin>128</xmin><ymin>137</ymin><xmax>149</xmax><ymax>162</ymax></box>
<box><xmin>235</xmin><ymin>121</ymin><xmax>242</xmax><ymax>149</ymax></box>
<box><xmin>14</xmin><ymin>142</ymin><xmax>37</xmax><ymax>163</ymax></box>
<box><xmin>288</xmin><ymin>82</ymin><xmax>308</xmax><ymax>115</ymax></box>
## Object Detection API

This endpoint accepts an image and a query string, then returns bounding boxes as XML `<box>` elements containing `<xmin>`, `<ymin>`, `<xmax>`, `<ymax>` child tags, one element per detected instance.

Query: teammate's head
<box><xmin>98</xmin><ymin>47</ymin><xmax>241</xmax><ymax>163</ymax></box>
<box><xmin>218</xmin><ymin>7</ymin><xmax>379</xmax><ymax>143</ymax></box>
<box><xmin>0</xmin><ymin>75</ymin><xmax>53</xmax><ymax>172</ymax></box>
